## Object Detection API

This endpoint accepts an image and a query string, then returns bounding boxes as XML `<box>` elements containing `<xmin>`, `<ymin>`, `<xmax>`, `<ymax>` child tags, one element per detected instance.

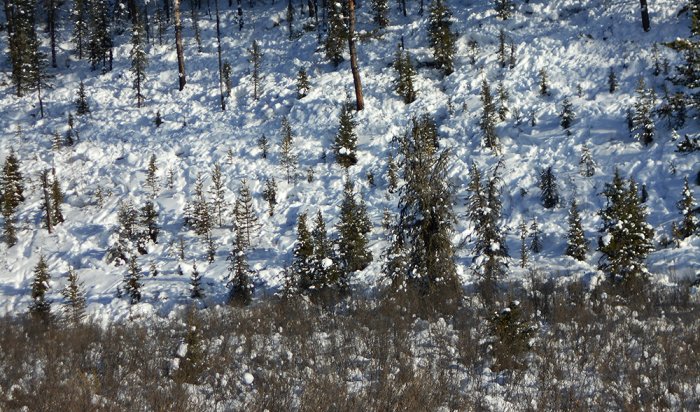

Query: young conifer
<box><xmin>29</xmin><ymin>254</ymin><xmax>52</xmax><ymax>321</ymax></box>
<box><xmin>62</xmin><ymin>266</ymin><xmax>87</xmax><ymax>324</ymax></box>
<box><xmin>296</xmin><ymin>68</ymin><xmax>310</xmax><ymax>99</ymax></box>
<box><xmin>325</xmin><ymin>2</ymin><xmax>346</xmax><ymax>66</ymax></box>
<box><xmin>333</xmin><ymin>101</ymin><xmax>358</xmax><ymax>167</ymax></box>
<box><xmin>261</xmin><ymin>177</ymin><xmax>277</xmax><ymax>216</ymax></box>
<box><xmin>75</xmin><ymin>81</ymin><xmax>90</xmax><ymax>115</ymax></box>
<box><xmin>130</xmin><ymin>18</ymin><xmax>148</xmax><ymax>107</ymax></box>
<box><xmin>190</xmin><ymin>261</ymin><xmax>204</xmax><ymax>298</ymax></box>
<box><xmin>519</xmin><ymin>222</ymin><xmax>528</xmax><ymax>268</ymax></box>
<box><xmin>565</xmin><ymin>200</ymin><xmax>587</xmax><ymax>261</ymax></box>
<box><xmin>529</xmin><ymin>219</ymin><xmax>542</xmax><ymax>253</ymax></box>
<box><xmin>248</xmin><ymin>40</ymin><xmax>263</xmax><ymax>100</ymax></box>
<box><xmin>140</xmin><ymin>200</ymin><xmax>159</xmax><ymax>243</ymax></box>
<box><xmin>146</xmin><ymin>154</ymin><xmax>158</xmax><ymax>198</ymax></box>
<box><xmin>539</xmin><ymin>166</ymin><xmax>559</xmax><ymax>209</ymax></box>
<box><xmin>480</xmin><ymin>79</ymin><xmax>500</xmax><ymax>150</ymax></box>
<box><xmin>371</xmin><ymin>0</ymin><xmax>389</xmax><ymax>27</ymax></box>
<box><xmin>124</xmin><ymin>256</ymin><xmax>142</xmax><ymax>303</ymax></box>
<box><xmin>227</xmin><ymin>225</ymin><xmax>254</xmax><ymax>305</ymax></box>
<box><xmin>393</xmin><ymin>48</ymin><xmax>417</xmax><ymax>104</ymax></box>
<box><xmin>337</xmin><ymin>180</ymin><xmax>372</xmax><ymax>278</ymax></box>
<box><xmin>292</xmin><ymin>212</ymin><xmax>314</xmax><ymax>292</ymax></box>
<box><xmin>560</xmin><ymin>97</ymin><xmax>575</xmax><ymax>130</ymax></box>
<box><xmin>674</xmin><ymin>177</ymin><xmax>698</xmax><ymax>240</ymax></box>
<box><xmin>50</xmin><ymin>168</ymin><xmax>65</xmax><ymax>224</ymax></box>
<box><xmin>632</xmin><ymin>78</ymin><xmax>655</xmax><ymax>146</ymax></box>
<box><xmin>209</xmin><ymin>163</ymin><xmax>226</xmax><ymax>227</ymax></box>
<box><xmin>538</xmin><ymin>69</ymin><xmax>549</xmax><ymax>96</ymax></box>
<box><xmin>279</xmin><ymin>116</ymin><xmax>298</xmax><ymax>183</ymax></box>
<box><xmin>233</xmin><ymin>179</ymin><xmax>259</xmax><ymax>250</ymax></box>
<box><xmin>428</xmin><ymin>0</ymin><xmax>456</xmax><ymax>75</ymax></box>
<box><xmin>608</xmin><ymin>67</ymin><xmax>617</xmax><ymax>93</ymax></box>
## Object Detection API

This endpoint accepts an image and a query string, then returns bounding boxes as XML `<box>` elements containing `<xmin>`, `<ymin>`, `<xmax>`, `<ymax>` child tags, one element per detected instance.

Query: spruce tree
<box><xmin>497</xmin><ymin>80</ymin><xmax>509</xmax><ymax>121</ymax></box>
<box><xmin>62</xmin><ymin>266</ymin><xmax>87</xmax><ymax>324</ymax></box>
<box><xmin>124</xmin><ymin>255</ymin><xmax>143</xmax><ymax>304</ymax></box>
<box><xmin>579</xmin><ymin>144</ymin><xmax>596</xmax><ymax>177</ymax></box>
<box><xmin>2</xmin><ymin>149</ymin><xmax>25</xmax><ymax>210</ymax></box>
<box><xmin>261</xmin><ymin>177</ymin><xmax>277</xmax><ymax>216</ymax></box>
<box><xmin>519</xmin><ymin>222</ymin><xmax>528</xmax><ymax>268</ymax></box>
<box><xmin>565</xmin><ymin>200</ymin><xmax>587</xmax><ymax>261</ymax></box>
<box><xmin>310</xmin><ymin>210</ymin><xmax>337</xmax><ymax>289</ymax></box>
<box><xmin>258</xmin><ymin>134</ymin><xmax>269</xmax><ymax>159</ymax></box>
<box><xmin>333</xmin><ymin>102</ymin><xmax>358</xmax><ymax>168</ymax></box>
<box><xmin>529</xmin><ymin>219</ymin><xmax>542</xmax><ymax>253</ymax></box>
<box><xmin>7</xmin><ymin>0</ymin><xmax>43</xmax><ymax>97</ymax></box>
<box><xmin>40</xmin><ymin>170</ymin><xmax>54</xmax><ymax>234</ymax></box>
<box><xmin>248</xmin><ymin>40</ymin><xmax>263</xmax><ymax>100</ymax></box>
<box><xmin>608</xmin><ymin>67</ymin><xmax>617</xmax><ymax>93</ymax></box>
<box><xmin>29</xmin><ymin>254</ymin><xmax>52</xmax><ymax>322</ymax></box>
<box><xmin>296</xmin><ymin>68</ymin><xmax>310</xmax><ymax>99</ymax></box>
<box><xmin>494</xmin><ymin>0</ymin><xmax>514</xmax><ymax>20</ymax></box>
<box><xmin>674</xmin><ymin>177</ymin><xmax>698</xmax><ymax>240</ymax></box>
<box><xmin>176</xmin><ymin>310</ymin><xmax>204</xmax><ymax>384</ymax></box>
<box><xmin>559</xmin><ymin>97</ymin><xmax>575</xmax><ymax>130</ymax></box>
<box><xmin>1</xmin><ymin>198</ymin><xmax>17</xmax><ymax>247</ymax></box>
<box><xmin>325</xmin><ymin>1</ymin><xmax>345</xmax><ymax>66</ymax></box>
<box><xmin>539</xmin><ymin>166</ymin><xmax>559</xmax><ymax>209</ymax></box>
<box><xmin>190</xmin><ymin>261</ymin><xmax>204</xmax><ymax>298</ymax></box>
<box><xmin>337</xmin><ymin>180</ymin><xmax>372</xmax><ymax>278</ymax></box>
<box><xmin>88</xmin><ymin>0</ymin><xmax>113</xmax><ymax>72</ymax></box>
<box><xmin>279</xmin><ymin>116</ymin><xmax>298</xmax><ymax>184</ymax></box>
<box><xmin>73</xmin><ymin>0</ymin><xmax>89</xmax><ymax>59</ymax></box>
<box><xmin>140</xmin><ymin>200</ymin><xmax>159</xmax><ymax>243</ymax></box>
<box><xmin>598</xmin><ymin>170</ymin><xmax>654</xmax><ymax>285</ymax></box>
<box><xmin>66</xmin><ymin>113</ymin><xmax>78</xmax><ymax>145</ymax></box>
<box><xmin>669</xmin><ymin>2</ymin><xmax>700</xmax><ymax>105</ymax></box>
<box><xmin>632</xmin><ymin>78</ymin><xmax>655</xmax><ymax>146</ymax></box>
<box><xmin>428</xmin><ymin>0</ymin><xmax>456</xmax><ymax>75</ymax></box>
<box><xmin>209</xmin><ymin>163</ymin><xmax>226</xmax><ymax>227</ymax></box>
<box><xmin>205</xmin><ymin>230</ymin><xmax>216</xmax><ymax>263</ymax></box>
<box><xmin>190</xmin><ymin>173</ymin><xmax>212</xmax><ymax>236</ymax></box>
<box><xmin>390</xmin><ymin>115</ymin><xmax>460</xmax><ymax>297</ymax></box>
<box><xmin>480</xmin><ymin>79</ymin><xmax>500</xmax><ymax>150</ymax></box>
<box><xmin>146</xmin><ymin>154</ymin><xmax>158</xmax><ymax>198</ymax></box>
<box><xmin>371</xmin><ymin>0</ymin><xmax>389</xmax><ymax>28</ymax></box>
<box><xmin>75</xmin><ymin>81</ymin><xmax>90</xmax><ymax>115</ymax></box>
<box><xmin>497</xmin><ymin>29</ymin><xmax>507</xmax><ymax>68</ymax></box>
<box><xmin>234</xmin><ymin>179</ymin><xmax>259</xmax><ymax>250</ymax></box>
<box><xmin>387</xmin><ymin>152</ymin><xmax>399</xmax><ymax>194</ymax></box>
<box><xmin>393</xmin><ymin>48</ymin><xmax>417</xmax><ymax>104</ymax></box>
<box><xmin>227</xmin><ymin>225</ymin><xmax>254</xmax><ymax>305</ymax></box>
<box><xmin>50</xmin><ymin>168</ymin><xmax>65</xmax><ymax>224</ymax></box>
<box><xmin>538</xmin><ymin>68</ymin><xmax>549</xmax><ymax>96</ymax></box>
<box><xmin>468</xmin><ymin>162</ymin><xmax>507</xmax><ymax>304</ymax></box>
<box><xmin>292</xmin><ymin>212</ymin><xmax>314</xmax><ymax>292</ymax></box>
<box><xmin>130</xmin><ymin>18</ymin><xmax>148</xmax><ymax>106</ymax></box>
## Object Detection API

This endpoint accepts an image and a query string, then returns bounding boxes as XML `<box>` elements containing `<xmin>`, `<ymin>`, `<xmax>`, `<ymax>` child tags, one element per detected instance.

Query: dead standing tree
<box><xmin>347</xmin><ymin>0</ymin><xmax>364</xmax><ymax>111</ymax></box>
<box><xmin>174</xmin><ymin>0</ymin><xmax>186</xmax><ymax>90</ymax></box>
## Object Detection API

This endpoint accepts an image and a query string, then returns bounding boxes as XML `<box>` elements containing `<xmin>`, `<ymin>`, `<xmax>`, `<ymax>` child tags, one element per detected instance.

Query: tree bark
<box><xmin>639</xmin><ymin>0</ymin><xmax>650</xmax><ymax>32</ymax></box>
<box><xmin>215</xmin><ymin>1</ymin><xmax>225</xmax><ymax>111</ymax></box>
<box><xmin>41</xmin><ymin>170</ymin><xmax>53</xmax><ymax>234</ymax></box>
<box><xmin>347</xmin><ymin>0</ymin><xmax>364</xmax><ymax>111</ymax></box>
<box><xmin>174</xmin><ymin>0</ymin><xmax>187</xmax><ymax>90</ymax></box>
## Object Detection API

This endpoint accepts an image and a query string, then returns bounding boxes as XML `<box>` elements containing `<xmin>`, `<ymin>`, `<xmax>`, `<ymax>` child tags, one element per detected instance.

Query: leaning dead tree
<box><xmin>347</xmin><ymin>0</ymin><xmax>364</xmax><ymax>111</ymax></box>
<box><xmin>174</xmin><ymin>0</ymin><xmax>186</xmax><ymax>90</ymax></box>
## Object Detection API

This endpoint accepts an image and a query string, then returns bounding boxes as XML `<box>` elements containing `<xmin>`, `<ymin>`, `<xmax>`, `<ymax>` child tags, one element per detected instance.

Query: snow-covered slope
<box><xmin>0</xmin><ymin>0</ymin><xmax>698</xmax><ymax>320</ymax></box>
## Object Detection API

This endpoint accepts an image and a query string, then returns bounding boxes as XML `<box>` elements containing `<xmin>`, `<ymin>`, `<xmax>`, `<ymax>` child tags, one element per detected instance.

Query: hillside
<box><xmin>0</xmin><ymin>0</ymin><xmax>698</xmax><ymax>320</ymax></box>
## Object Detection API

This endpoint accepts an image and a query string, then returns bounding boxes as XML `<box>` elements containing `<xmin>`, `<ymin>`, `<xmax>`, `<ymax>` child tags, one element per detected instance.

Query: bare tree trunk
<box><xmin>215</xmin><ymin>1</ymin><xmax>225</xmax><ymax>111</ymax></box>
<box><xmin>48</xmin><ymin>0</ymin><xmax>57</xmax><ymax>67</ymax></box>
<box><xmin>639</xmin><ymin>0</ymin><xmax>650</xmax><ymax>32</ymax></box>
<box><xmin>41</xmin><ymin>170</ymin><xmax>53</xmax><ymax>234</ymax></box>
<box><xmin>347</xmin><ymin>0</ymin><xmax>364</xmax><ymax>111</ymax></box>
<box><xmin>174</xmin><ymin>0</ymin><xmax>187</xmax><ymax>90</ymax></box>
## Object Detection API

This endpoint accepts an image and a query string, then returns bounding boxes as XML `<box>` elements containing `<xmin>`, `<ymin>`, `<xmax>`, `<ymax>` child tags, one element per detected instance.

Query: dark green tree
<box><xmin>227</xmin><ymin>225</ymin><xmax>254</xmax><ymax>305</ymax></box>
<box><xmin>233</xmin><ymin>179</ymin><xmax>259</xmax><ymax>250</ymax></box>
<box><xmin>325</xmin><ymin>1</ymin><xmax>345</xmax><ymax>66</ymax></box>
<box><xmin>50</xmin><ymin>168</ymin><xmax>65</xmax><ymax>224</ymax></box>
<box><xmin>333</xmin><ymin>102</ymin><xmax>358</xmax><ymax>167</ymax></box>
<box><xmin>371</xmin><ymin>0</ymin><xmax>389</xmax><ymax>27</ymax></box>
<box><xmin>62</xmin><ymin>266</ymin><xmax>87</xmax><ymax>324</ymax></box>
<box><xmin>146</xmin><ymin>154</ymin><xmax>158</xmax><ymax>198</ymax></box>
<box><xmin>190</xmin><ymin>261</ymin><xmax>204</xmax><ymax>298</ymax></box>
<box><xmin>88</xmin><ymin>0</ymin><xmax>113</xmax><ymax>72</ymax></box>
<box><xmin>72</xmin><ymin>0</ymin><xmax>89</xmax><ymax>59</ymax></box>
<box><xmin>7</xmin><ymin>0</ymin><xmax>43</xmax><ymax>97</ymax></box>
<box><xmin>336</xmin><ymin>180</ymin><xmax>372</xmax><ymax>278</ymax></box>
<box><xmin>480</xmin><ymin>79</ymin><xmax>499</xmax><ymax>150</ymax></box>
<box><xmin>248</xmin><ymin>40</ymin><xmax>263</xmax><ymax>100</ymax></box>
<box><xmin>428</xmin><ymin>0</ymin><xmax>456</xmax><ymax>75</ymax></box>
<box><xmin>29</xmin><ymin>254</ymin><xmax>52</xmax><ymax>322</ymax></box>
<box><xmin>131</xmin><ymin>18</ymin><xmax>148</xmax><ymax>108</ymax></box>
<box><xmin>608</xmin><ymin>67</ymin><xmax>617</xmax><ymax>93</ymax></box>
<box><xmin>261</xmin><ymin>177</ymin><xmax>277</xmax><ymax>216</ymax></box>
<box><xmin>560</xmin><ymin>97</ymin><xmax>575</xmax><ymax>130</ymax></box>
<box><xmin>529</xmin><ymin>219</ymin><xmax>542</xmax><ymax>253</ymax></box>
<box><xmin>632</xmin><ymin>78</ymin><xmax>655</xmax><ymax>146</ymax></box>
<box><xmin>123</xmin><ymin>256</ymin><xmax>143</xmax><ymax>304</ymax></box>
<box><xmin>674</xmin><ymin>177</ymin><xmax>698</xmax><ymax>240</ymax></box>
<box><xmin>296</xmin><ymin>68</ymin><xmax>310</xmax><ymax>99</ymax></box>
<box><xmin>494</xmin><ymin>0</ymin><xmax>514</xmax><ymax>20</ymax></box>
<box><xmin>539</xmin><ymin>166</ymin><xmax>559</xmax><ymax>209</ymax></box>
<box><xmin>292</xmin><ymin>212</ymin><xmax>314</xmax><ymax>292</ymax></box>
<box><xmin>565</xmin><ymin>200</ymin><xmax>587</xmax><ymax>261</ymax></box>
<box><xmin>598</xmin><ymin>169</ymin><xmax>654</xmax><ymax>285</ymax></box>
<box><xmin>393</xmin><ymin>48</ymin><xmax>417</xmax><ymax>104</ymax></box>
<box><xmin>75</xmin><ymin>81</ymin><xmax>90</xmax><ymax>115</ymax></box>
<box><xmin>538</xmin><ymin>68</ymin><xmax>549</xmax><ymax>96</ymax></box>
<box><xmin>279</xmin><ymin>116</ymin><xmax>298</xmax><ymax>183</ymax></box>
<box><xmin>140</xmin><ymin>200</ymin><xmax>159</xmax><ymax>243</ymax></box>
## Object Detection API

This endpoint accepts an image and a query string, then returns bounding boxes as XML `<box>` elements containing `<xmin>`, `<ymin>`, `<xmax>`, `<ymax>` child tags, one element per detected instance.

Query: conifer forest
<box><xmin>0</xmin><ymin>0</ymin><xmax>699</xmax><ymax>409</ymax></box>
